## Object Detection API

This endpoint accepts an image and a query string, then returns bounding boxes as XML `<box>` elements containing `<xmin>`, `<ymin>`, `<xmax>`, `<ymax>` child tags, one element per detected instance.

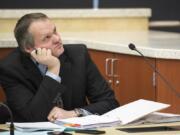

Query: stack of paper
<box><xmin>55</xmin><ymin>99</ymin><xmax>170</xmax><ymax>129</ymax></box>
<box><xmin>55</xmin><ymin>114</ymin><xmax>121</xmax><ymax>129</ymax></box>
<box><xmin>13</xmin><ymin>122</ymin><xmax>65</xmax><ymax>132</ymax></box>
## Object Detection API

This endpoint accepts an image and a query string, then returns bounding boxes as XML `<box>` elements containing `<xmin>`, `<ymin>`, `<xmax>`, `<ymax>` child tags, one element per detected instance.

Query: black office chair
<box><xmin>0</xmin><ymin>102</ymin><xmax>10</xmax><ymax>124</ymax></box>
<box><xmin>0</xmin><ymin>83</ymin><xmax>9</xmax><ymax>123</ymax></box>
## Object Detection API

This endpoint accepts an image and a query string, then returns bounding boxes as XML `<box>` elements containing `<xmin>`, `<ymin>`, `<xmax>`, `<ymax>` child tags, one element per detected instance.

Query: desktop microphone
<box><xmin>128</xmin><ymin>43</ymin><xmax>180</xmax><ymax>99</ymax></box>
<box><xmin>0</xmin><ymin>102</ymin><xmax>14</xmax><ymax>135</ymax></box>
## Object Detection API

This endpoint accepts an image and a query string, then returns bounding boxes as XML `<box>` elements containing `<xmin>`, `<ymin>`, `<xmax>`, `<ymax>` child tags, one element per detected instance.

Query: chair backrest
<box><xmin>0</xmin><ymin>102</ymin><xmax>10</xmax><ymax>124</ymax></box>
<box><xmin>0</xmin><ymin>85</ymin><xmax>6</xmax><ymax>102</ymax></box>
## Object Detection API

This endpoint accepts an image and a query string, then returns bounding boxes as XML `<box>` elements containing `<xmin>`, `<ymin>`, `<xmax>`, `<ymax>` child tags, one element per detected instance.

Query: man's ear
<box><xmin>24</xmin><ymin>47</ymin><xmax>34</xmax><ymax>54</ymax></box>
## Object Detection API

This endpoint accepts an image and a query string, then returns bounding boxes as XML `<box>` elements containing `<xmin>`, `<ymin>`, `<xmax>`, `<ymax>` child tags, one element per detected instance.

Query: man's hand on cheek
<box><xmin>31</xmin><ymin>48</ymin><xmax>60</xmax><ymax>75</ymax></box>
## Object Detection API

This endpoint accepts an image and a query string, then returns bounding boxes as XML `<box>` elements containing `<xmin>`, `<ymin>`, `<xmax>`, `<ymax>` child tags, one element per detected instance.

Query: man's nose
<box><xmin>53</xmin><ymin>34</ymin><xmax>60</xmax><ymax>43</ymax></box>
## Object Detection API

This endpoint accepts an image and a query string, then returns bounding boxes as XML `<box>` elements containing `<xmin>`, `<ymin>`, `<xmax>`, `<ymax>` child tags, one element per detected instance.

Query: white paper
<box><xmin>13</xmin><ymin>122</ymin><xmax>65</xmax><ymax>132</ymax></box>
<box><xmin>102</xmin><ymin>99</ymin><xmax>170</xmax><ymax>125</ymax></box>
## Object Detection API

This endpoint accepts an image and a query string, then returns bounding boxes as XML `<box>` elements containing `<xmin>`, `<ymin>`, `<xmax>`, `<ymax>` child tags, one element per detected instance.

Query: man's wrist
<box><xmin>46</xmin><ymin>71</ymin><xmax>61</xmax><ymax>83</ymax></box>
<box><xmin>47</xmin><ymin>66</ymin><xmax>60</xmax><ymax>75</ymax></box>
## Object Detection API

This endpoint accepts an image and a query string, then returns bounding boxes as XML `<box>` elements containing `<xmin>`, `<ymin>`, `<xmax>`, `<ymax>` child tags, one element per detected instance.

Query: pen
<box><xmin>47</xmin><ymin>131</ymin><xmax>72</xmax><ymax>135</ymax></box>
<box><xmin>75</xmin><ymin>129</ymin><xmax>106</xmax><ymax>134</ymax></box>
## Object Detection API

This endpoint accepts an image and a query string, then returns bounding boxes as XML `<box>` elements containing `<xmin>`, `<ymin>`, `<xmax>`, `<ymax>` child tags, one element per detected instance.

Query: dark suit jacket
<box><xmin>0</xmin><ymin>44</ymin><xmax>119</xmax><ymax>122</ymax></box>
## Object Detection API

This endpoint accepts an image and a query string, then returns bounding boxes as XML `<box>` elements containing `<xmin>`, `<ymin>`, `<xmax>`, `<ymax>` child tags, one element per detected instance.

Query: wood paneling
<box><xmin>89</xmin><ymin>49</ymin><xmax>156</xmax><ymax>105</ymax></box>
<box><xmin>0</xmin><ymin>48</ymin><xmax>14</xmax><ymax>101</ymax></box>
<box><xmin>0</xmin><ymin>86</ymin><xmax>5</xmax><ymax>102</ymax></box>
<box><xmin>156</xmin><ymin>59</ymin><xmax>180</xmax><ymax>114</ymax></box>
<box><xmin>0</xmin><ymin>48</ymin><xmax>14</xmax><ymax>60</ymax></box>
<box><xmin>114</xmin><ymin>54</ymin><xmax>156</xmax><ymax>105</ymax></box>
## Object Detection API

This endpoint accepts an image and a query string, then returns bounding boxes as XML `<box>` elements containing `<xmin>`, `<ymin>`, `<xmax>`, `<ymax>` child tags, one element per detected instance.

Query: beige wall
<box><xmin>0</xmin><ymin>17</ymin><xmax>149</xmax><ymax>33</ymax></box>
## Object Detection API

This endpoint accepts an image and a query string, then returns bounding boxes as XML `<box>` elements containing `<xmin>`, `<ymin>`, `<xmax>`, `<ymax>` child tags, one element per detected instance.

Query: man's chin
<box><xmin>54</xmin><ymin>47</ymin><xmax>64</xmax><ymax>57</ymax></box>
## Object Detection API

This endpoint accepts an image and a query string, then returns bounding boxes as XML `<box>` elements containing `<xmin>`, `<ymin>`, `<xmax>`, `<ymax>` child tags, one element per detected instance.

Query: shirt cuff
<box><xmin>45</xmin><ymin>71</ymin><xmax>61</xmax><ymax>83</ymax></box>
<box><xmin>80</xmin><ymin>109</ymin><xmax>92</xmax><ymax>116</ymax></box>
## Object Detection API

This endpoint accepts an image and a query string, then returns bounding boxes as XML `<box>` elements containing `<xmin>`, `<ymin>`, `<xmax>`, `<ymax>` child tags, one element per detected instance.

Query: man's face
<box><xmin>28</xmin><ymin>19</ymin><xmax>64</xmax><ymax>57</ymax></box>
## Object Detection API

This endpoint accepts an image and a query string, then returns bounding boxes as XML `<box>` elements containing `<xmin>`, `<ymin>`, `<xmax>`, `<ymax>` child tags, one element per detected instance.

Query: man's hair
<box><xmin>14</xmin><ymin>13</ymin><xmax>49</xmax><ymax>52</ymax></box>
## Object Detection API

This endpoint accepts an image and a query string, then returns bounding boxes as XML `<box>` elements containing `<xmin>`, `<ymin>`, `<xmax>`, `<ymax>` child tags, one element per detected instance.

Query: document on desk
<box><xmin>140</xmin><ymin>112</ymin><xmax>180</xmax><ymax>124</ymax></box>
<box><xmin>55</xmin><ymin>99</ymin><xmax>170</xmax><ymax>129</ymax></box>
<box><xmin>13</xmin><ymin>122</ymin><xmax>65</xmax><ymax>132</ymax></box>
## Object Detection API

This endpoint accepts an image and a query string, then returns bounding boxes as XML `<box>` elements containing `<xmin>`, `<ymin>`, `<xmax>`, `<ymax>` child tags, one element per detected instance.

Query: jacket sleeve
<box><xmin>0</xmin><ymin>64</ymin><xmax>66</xmax><ymax>122</ymax></box>
<box><xmin>82</xmin><ymin>46</ymin><xmax>119</xmax><ymax>114</ymax></box>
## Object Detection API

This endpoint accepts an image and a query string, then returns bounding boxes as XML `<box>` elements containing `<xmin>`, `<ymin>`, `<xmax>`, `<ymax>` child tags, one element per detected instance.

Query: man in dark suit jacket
<box><xmin>0</xmin><ymin>13</ymin><xmax>119</xmax><ymax>122</ymax></box>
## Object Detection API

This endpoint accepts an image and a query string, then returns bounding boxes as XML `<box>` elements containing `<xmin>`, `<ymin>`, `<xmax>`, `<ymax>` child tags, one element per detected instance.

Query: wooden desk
<box><xmin>1</xmin><ymin>122</ymin><xmax>180</xmax><ymax>135</ymax></box>
<box><xmin>0</xmin><ymin>124</ymin><xmax>8</xmax><ymax>131</ymax></box>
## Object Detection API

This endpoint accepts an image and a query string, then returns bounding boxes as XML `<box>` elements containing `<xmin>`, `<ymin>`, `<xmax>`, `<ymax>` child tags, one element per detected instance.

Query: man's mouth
<box><xmin>55</xmin><ymin>43</ymin><xmax>62</xmax><ymax>49</ymax></box>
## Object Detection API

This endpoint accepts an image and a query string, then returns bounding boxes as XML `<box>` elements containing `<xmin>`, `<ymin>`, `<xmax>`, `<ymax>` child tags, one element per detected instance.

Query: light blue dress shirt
<box><xmin>36</xmin><ymin>62</ymin><xmax>61</xmax><ymax>83</ymax></box>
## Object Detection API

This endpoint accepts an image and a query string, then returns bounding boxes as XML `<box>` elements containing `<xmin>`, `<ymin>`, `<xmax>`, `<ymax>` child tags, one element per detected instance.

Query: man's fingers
<box><xmin>31</xmin><ymin>49</ymin><xmax>36</xmax><ymax>56</ymax></box>
<box><xmin>31</xmin><ymin>49</ymin><xmax>36</xmax><ymax>54</ymax></box>
<box><xmin>41</xmin><ymin>48</ymin><xmax>47</xmax><ymax>56</ymax></box>
<box><xmin>37</xmin><ymin>48</ymin><xmax>42</xmax><ymax>55</ymax></box>
<box><xmin>48</xmin><ymin>110</ymin><xmax>55</xmax><ymax>120</ymax></box>
<box><xmin>47</xmin><ymin>107</ymin><xmax>59</xmax><ymax>121</ymax></box>
<box><xmin>47</xmin><ymin>49</ymin><xmax>51</xmax><ymax>56</ymax></box>
<box><xmin>32</xmin><ymin>48</ymin><xmax>51</xmax><ymax>56</ymax></box>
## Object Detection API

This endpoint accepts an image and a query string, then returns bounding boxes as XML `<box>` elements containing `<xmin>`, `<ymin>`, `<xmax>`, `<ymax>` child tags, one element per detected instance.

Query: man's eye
<box><xmin>42</xmin><ymin>35</ymin><xmax>51</xmax><ymax>42</ymax></box>
<box><xmin>46</xmin><ymin>35</ymin><xmax>51</xmax><ymax>39</ymax></box>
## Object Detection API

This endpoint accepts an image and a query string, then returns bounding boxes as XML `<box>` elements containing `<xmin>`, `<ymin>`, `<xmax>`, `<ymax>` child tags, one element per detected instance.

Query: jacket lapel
<box><xmin>59</xmin><ymin>51</ymin><xmax>73</xmax><ymax>109</ymax></box>
<box><xmin>20</xmin><ymin>51</ymin><xmax>43</xmax><ymax>88</ymax></box>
